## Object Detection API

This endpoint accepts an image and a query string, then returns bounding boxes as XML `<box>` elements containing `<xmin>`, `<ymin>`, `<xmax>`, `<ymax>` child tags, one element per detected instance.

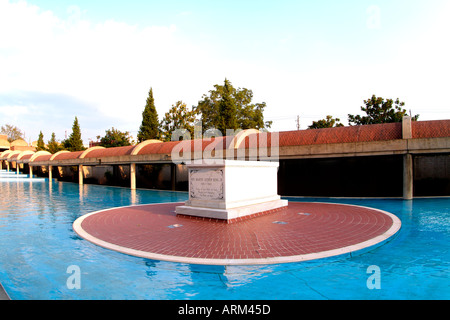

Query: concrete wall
<box><xmin>79</xmin><ymin>165</ymin><xmax>130</xmax><ymax>187</ymax></box>
<box><xmin>414</xmin><ymin>153</ymin><xmax>450</xmax><ymax>196</ymax></box>
<box><xmin>175</xmin><ymin>164</ymin><xmax>188</xmax><ymax>191</ymax></box>
<box><xmin>17</xmin><ymin>118</ymin><xmax>449</xmax><ymax>198</ymax></box>
<box><xmin>55</xmin><ymin>166</ymin><xmax>77</xmax><ymax>182</ymax></box>
<box><xmin>136</xmin><ymin>164</ymin><xmax>171</xmax><ymax>190</ymax></box>
<box><xmin>30</xmin><ymin>163</ymin><xmax>188</xmax><ymax>191</ymax></box>
<box><xmin>277</xmin><ymin>153</ymin><xmax>450</xmax><ymax>197</ymax></box>
<box><xmin>16</xmin><ymin>153</ymin><xmax>450</xmax><ymax>197</ymax></box>
<box><xmin>278</xmin><ymin>155</ymin><xmax>404</xmax><ymax>197</ymax></box>
<box><xmin>83</xmin><ymin>165</ymin><xmax>114</xmax><ymax>185</ymax></box>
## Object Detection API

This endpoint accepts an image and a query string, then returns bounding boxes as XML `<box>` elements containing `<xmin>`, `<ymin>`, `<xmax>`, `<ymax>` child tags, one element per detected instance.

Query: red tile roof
<box><xmin>9</xmin><ymin>153</ymin><xmax>20</xmax><ymax>160</ymax></box>
<box><xmin>125</xmin><ymin>120</ymin><xmax>450</xmax><ymax>156</ymax></box>
<box><xmin>137</xmin><ymin>140</ymin><xmax>180</xmax><ymax>155</ymax></box>
<box><xmin>20</xmin><ymin>120</ymin><xmax>450</xmax><ymax>163</ymax></box>
<box><xmin>277</xmin><ymin>122</ymin><xmax>402</xmax><ymax>147</ymax></box>
<box><xmin>238</xmin><ymin>122</ymin><xmax>403</xmax><ymax>148</ymax></box>
<box><xmin>33</xmin><ymin>154</ymin><xmax>52</xmax><ymax>162</ymax></box>
<box><xmin>20</xmin><ymin>154</ymin><xmax>34</xmax><ymax>160</ymax></box>
<box><xmin>52</xmin><ymin>151</ymin><xmax>84</xmax><ymax>160</ymax></box>
<box><xmin>412</xmin><ymin>119</ymin><xmax>450</xmax><ymax>139</ymax></box>
<box><xmin>84</xmin><ymin>146</ymin><xmax>135</xmax><ymax>158</ymax></box>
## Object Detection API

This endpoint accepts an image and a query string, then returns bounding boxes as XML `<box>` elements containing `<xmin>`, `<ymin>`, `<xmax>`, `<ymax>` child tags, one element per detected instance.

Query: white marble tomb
<box><xmin>175</xmin><ymin>160</ymin><xmax>288</xmax><ymax>221</ymax></box>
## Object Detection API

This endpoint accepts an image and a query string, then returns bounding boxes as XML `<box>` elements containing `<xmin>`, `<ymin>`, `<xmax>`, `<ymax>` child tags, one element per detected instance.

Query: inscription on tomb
<box><xmin>189</xmin><ymin>169</ymin><xmax>224</xmax><ymax>200</ymax></box>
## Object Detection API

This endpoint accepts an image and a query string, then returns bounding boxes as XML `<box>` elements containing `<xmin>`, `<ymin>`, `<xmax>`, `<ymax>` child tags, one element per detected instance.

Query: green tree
<box><xmin>196</xmin><ymin>79</ymin><xmax>271</xmax><ymax>135</ymax></box>
<box><xmin>0</xmin><ymin>124</ymin><xmax>24</xmax><ymax>142</ymax></box>
<box><xmin>137</xmin><ymin>87</ymin><xmax>160</xmax><ymax>142</ymax></box>
<box><xmin>348</xmin><ymin>95</ymin><xmax>419</xmax><ymax>125</ymax></box>
<box><xmin>160</xmin><ymin>101</ymin><xmax>199</xmax><ymax>142</ymax></box>
<box><xmin>98</xmin><ymin>127</ymin><xmax>133</xmax><ymax>148</ymax></box>
<box><xmin>63</xmin><ymin>117</ymin><xmax>85</xmax><ymax>151</ymax></box>
<box><xmin>308</xmin><ymin>115</ymin><xmax>344</xmax><ymax>129</ymax></box>
<box><xmin>36</xmin><ymin>131</ymin><xmax>46</xmax><ymax>151</ymax></box>
<box><xmin>47</xmin><ymin>132</ymin><xmax>63</xmax><ymax>154</ymax></box>
<box><xmin>217</xmin><ymin>79</ymin><xmax>238</xmax><ymax>135</ymax></box>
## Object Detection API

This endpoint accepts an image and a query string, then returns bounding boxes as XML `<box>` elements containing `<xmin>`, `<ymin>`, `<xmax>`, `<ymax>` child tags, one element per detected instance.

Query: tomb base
<box><xmin>175</xmin><ymin>160</ymin><xmax>288</xmax><ymax>222</ymax></box>
<box><xmin>176</xmin><ymin>198</ymin><xmax>288</xmax><ymax>222</ymax></box>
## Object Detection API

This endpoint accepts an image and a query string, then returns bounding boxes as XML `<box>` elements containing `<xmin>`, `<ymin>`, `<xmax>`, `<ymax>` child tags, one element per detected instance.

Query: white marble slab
<box><xmin>175</xmin><ymin>160</ymin><xmax>288</xmax><ymax>221</ymax></box>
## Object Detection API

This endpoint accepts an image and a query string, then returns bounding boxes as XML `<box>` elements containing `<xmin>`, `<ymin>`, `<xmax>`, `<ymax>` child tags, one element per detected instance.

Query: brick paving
<box><xmin>74</xmin><ymin>202</ymin><xmax>401</xmax><ymax>265</ymax></box>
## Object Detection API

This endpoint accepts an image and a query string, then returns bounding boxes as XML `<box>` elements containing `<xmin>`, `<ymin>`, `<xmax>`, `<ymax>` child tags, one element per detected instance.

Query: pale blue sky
<box><xmin>0</xmin><ymin>0</ymin><xmax>449</xmax><ymax>144</ymax></box>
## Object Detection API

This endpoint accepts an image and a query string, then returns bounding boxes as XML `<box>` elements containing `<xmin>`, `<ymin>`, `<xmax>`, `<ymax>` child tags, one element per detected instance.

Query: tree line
<box><xmin>138</xmin><ymin>78</ymin><xmax>272</xmax><ymax>143</ymax></box>
<box><xmin>1</xmin><ymin>79</ymin><xmax>419</xmax><ymax>153</ymax></box>
<box><xmin>308</xmin><ymin>95</ymin><xmax>419</xmax><ymax>129</ymax></box>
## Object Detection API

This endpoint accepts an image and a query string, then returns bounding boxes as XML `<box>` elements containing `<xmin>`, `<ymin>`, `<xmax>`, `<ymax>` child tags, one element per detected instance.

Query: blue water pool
<box><xmin>0</xmin><ymin>178</ymin><xmax>449</xmax><ymax>300</ymax></box>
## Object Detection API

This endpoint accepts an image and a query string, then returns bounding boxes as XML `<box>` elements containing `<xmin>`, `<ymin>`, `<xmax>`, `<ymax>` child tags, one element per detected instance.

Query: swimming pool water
<box><xmin>0</xmin><ymin>178</ymin><xmax>449</xmax><ymax>300</ymax></box>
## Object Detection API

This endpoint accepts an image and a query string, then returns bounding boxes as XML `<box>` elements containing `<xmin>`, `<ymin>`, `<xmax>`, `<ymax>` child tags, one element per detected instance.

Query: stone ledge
<box><xmin>175</xmin><ymin>199</ymin><xmax>288</xmax><ymax>221</ymax></box>
<box><xmin>176</xmin><ymin>204</ymin><xmax>289</xmax><ymax>224</ymax></box>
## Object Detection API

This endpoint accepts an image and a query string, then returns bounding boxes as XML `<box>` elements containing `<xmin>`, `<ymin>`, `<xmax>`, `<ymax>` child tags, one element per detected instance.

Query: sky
<box><xmin>0</xmin><ymin>0</ymin><xmax>449</xmax><ymax>145</ymax></box>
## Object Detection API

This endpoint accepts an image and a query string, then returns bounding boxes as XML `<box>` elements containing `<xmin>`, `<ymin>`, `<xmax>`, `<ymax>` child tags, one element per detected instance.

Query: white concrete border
<box><xmin>73</xmin><ymin>202</ymin><xmax>402</xmax><ymax>266</ymax></box>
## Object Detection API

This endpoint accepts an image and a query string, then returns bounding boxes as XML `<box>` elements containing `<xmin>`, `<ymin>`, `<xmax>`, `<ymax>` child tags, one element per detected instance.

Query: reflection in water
<box><xmin>131</xmin><ymin>189</ymin><xmax>137</xmax><ymax>205</ymax></box>
<box><xmin>0</xmin><ymin>180</ymin><xmax>448</xmax><ymax>300</ymax></box>
<box><xmin>188</xmin><ymin>264</ymin><xmax>274</xmax><ymax>288</ymax></box>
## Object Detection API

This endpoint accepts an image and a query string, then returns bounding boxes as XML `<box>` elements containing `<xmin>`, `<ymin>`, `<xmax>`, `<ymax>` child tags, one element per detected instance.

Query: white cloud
<box><xmin>0</xmin><ymin>0</ymin><xmax>212</xmax><ymax>139</ymax></box>
<box><xmin>0</xmin><ymin>105</ymin><xmax>29</xmax><ymax>116</ymax></box>
<box><xmin>0</xmin><ymin>0</ymin><xmax>449</xmax><ymax>140</ymax></box>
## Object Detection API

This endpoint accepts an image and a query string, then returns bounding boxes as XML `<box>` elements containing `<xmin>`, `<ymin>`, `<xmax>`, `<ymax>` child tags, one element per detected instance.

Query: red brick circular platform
<box><xmin>73</xmin><ymin>202</ymin><xmax>401</xmax><ymax>265</ymax></box>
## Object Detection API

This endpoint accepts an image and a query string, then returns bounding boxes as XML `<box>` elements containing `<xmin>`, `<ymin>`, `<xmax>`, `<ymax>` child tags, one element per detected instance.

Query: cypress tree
<box><xmin>65</xmin><ymin>116</ymin><xmax>85</xmax><ymax>151</ymax></box>
<box><xmin>47</xmin><ymin>132</ymin><xmax>62</xmax><ymax>154</ymax></box>
<box><xmin>36</xmin><ymin>131</ymin><xmax>46</xmax><ymax>151</ymax></box>
<box><xmin>137</xmin><ymin>87</ymin><xmax>160</xmax><ymax>142</ymax></box>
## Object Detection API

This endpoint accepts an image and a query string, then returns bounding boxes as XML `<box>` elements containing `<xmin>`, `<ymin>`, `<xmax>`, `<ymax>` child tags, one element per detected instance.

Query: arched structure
<box><xmin>4</xmin><ymin>118</ymin><xmax>449</xmax><ymax>198</ymax></box>
<box><xmin>131</xmin><ymin>139</ymin><xmax>162</xmax><ymax>156</ymax></box>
